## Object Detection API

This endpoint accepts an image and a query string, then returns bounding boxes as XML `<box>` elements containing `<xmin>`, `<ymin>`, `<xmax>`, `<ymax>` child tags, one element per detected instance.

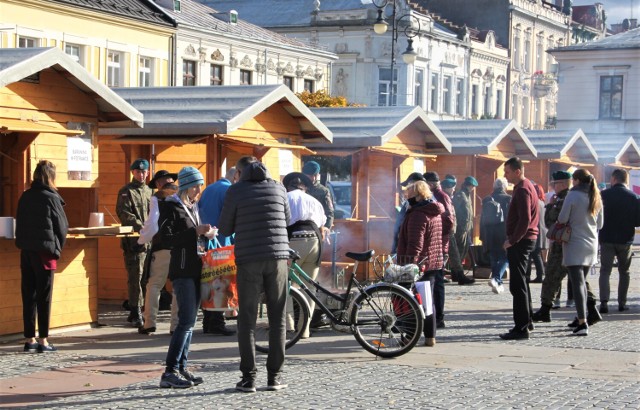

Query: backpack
<box><xmin>482</xmin><ymin>196</ymin><xmax>504</xmax><ymax>225</ymax></box>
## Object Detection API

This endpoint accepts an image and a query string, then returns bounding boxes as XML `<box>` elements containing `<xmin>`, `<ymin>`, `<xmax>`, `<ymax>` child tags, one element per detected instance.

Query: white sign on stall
<box><xmin>279</xmin><ymin>149</ymin><xmax>294</xmax><ymax>176</ymax></box>
<box><xmin>67</xmin><ymin>122</ymin><xmax>93</xmax><ymax>181</ymax></box>
<box><xmin>413</xmin><ymin>158</ymin><xmax>425</xmax><ymax>173</ymax></box>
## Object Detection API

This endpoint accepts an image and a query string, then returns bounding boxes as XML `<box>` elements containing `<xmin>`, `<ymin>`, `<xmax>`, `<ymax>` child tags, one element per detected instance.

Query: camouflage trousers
<box><xmin>124</xmin><ymin>250</ymin><xmax>148</xmax><ymax>308</ymax></box>
<box><xmin>539</xmin><ymin>243</ymin><xmax>596</xmax><ymax>306</ymax></box>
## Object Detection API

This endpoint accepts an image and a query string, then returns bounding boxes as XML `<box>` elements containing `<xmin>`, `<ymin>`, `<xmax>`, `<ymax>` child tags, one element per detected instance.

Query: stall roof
<box><xmin>0</xmin><ymin>47</ymin><xmax>143</xmax><ymax>128</ymax></box>
<box><xmin>526</xmin><ymin>129</ymin><xmax>598</xmax><ymax>163</ymax></box>
<box><xmin>434</xmin><ymin>119</ymin><xmax>537</xmax><ymax>158</ymax></box>
<box><xmin>102</xmin><ymin>84</ymin><xmax>332</xmax><ymax>142</ymax></box>
<box><xmin>305</xmin><ymin>106</ymin><xmax>451</xmax><ymax>154</ymax></box>
<box><xmin>587</xmin><ymin>134</ymin><xmax>640</xmax><ymax>166</ymax></box>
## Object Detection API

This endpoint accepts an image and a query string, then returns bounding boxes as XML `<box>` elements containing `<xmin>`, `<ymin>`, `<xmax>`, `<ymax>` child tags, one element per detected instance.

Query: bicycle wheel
<box><xmin>350</xmin><ymin>284</ymin><xmax>423</xmax><ymax>358</ymax></box>
<box><xmin>255</xmin><ymin>287</ymin><xmax>310</xmax><ymax>354</ymax></box>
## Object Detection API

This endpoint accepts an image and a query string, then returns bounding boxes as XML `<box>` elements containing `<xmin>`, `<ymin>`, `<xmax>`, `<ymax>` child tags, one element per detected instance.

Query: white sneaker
<box><xmin>489</xmin><ymin>278</ymin><xmax>498</xmax><ymax>293</ymax></box>
<box><xmin>496</xmin><ymin>284</ymin><xmax>505</xmax><ymax>294</ymax></box>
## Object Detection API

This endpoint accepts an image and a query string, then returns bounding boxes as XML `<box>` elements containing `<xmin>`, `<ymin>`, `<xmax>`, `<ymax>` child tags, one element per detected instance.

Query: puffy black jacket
<box><xmin>159</xmin><ymin>196</ymin><xmax>202</xmax><ymax>281</ymax></box>
<box><xmin>218</xmin><ymin>162</ymin><xmax>290</xmax><ymax>265</ymax></box>
<box><xmin>15</xmin><ymin>180</ymin><xmax>68</xmax><ymax>258</ymax></box>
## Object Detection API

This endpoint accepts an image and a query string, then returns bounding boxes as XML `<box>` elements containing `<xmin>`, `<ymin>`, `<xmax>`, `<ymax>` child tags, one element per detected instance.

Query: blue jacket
<box><xmin>599</xmin><ymin>183</ymin><xmax>640</xmax><ymax>244</ymax></box>
<box><xmin>198</xmin><ymin>178</ymin><xmax>233</xmax><ymax>246</ymax></box>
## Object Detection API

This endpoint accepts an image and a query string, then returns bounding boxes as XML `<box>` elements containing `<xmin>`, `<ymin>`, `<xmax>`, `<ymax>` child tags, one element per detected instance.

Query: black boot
<box><xmin>202</xmin><ymin>310</ymin><xmax>212</xmax><ymax>333</ymax></box>
<box><xmin>455</xmin><ymin>272</ymin><xmax>475</xmax><ymax>285</ymax></box>
<box><xmin>532</xmin><ymin>304</ymin><xmax>552</xmax><ymax>322</ymax></box>
<box><xmin>130</xmin><ymin>306</ymin><xmax>144</xmax><ymax>328</ymax></box>
<box><xmin>587</xmin><ymin>300</ymin><xmax>602</xmax><ymax>325</ymax></box>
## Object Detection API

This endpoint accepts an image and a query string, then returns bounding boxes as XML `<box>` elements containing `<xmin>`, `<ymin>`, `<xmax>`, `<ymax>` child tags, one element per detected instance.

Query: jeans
<box><xmin>433</xmin><ymin>270</ymin><xmax>445</xmax><ymax>324</ymax></box>
<box><xmin>526</xmin><ymin>245</ymin><xmax>545</xmax><ymax>280</ymax></box>
<box><xmin>489</xmin><ymin>248</ymin><xmax>508</xmax><ymax>285</ymax></box>
<box><xmin>507</xmin><ymin>239</ymin><xmax>535</xmax><ymax>331</ymax></box>
<box><xmin>164</xmin><ymin>277</ymin><xmax>200</xmax><ymax>373</ymax></box>
<box><xmin>599</xmin><ymin>242</ymin><xmax>632</xmax><ymax>306</ymax></box>
<box><xmin>21</xmin><ymin>250</ymin><xmax>54</xmax><ymax>339</ymax></box>
<box><xmin>237</xmin><ymin>259</ymin><xmax>288</xmax><ymax>380</ymax></box>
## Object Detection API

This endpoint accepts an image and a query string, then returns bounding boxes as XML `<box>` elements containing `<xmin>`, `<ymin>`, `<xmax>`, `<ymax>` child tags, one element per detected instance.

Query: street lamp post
<box><xmin>372</xmin><ymin>0</ymin><xmax>421</xmax><ymax>106</ymax></box>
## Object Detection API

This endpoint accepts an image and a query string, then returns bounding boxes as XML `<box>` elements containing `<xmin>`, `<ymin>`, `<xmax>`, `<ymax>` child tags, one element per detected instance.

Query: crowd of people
<box><xmin>14</xmin><ymin>155</ymin><xmax>639</xmax><ymax>391</ymax></box>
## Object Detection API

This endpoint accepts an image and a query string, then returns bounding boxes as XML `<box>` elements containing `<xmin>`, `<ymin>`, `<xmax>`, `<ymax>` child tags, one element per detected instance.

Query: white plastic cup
<box><xmin>88</xmin><ymin>212</ymin><xmax>104</xmax><ymax>227</ymax></box>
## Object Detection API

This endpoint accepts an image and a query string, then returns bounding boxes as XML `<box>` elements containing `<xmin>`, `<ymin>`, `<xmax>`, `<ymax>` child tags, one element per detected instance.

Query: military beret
<box><xmin>130</xmin><ymin>158</ymin><xmax>149</xmax><ymax>171</ymax></box>
<box><xmin>441</xmin><ymin>179</ymin><xmax>456</xmax><ymax>189</ymax></box>
<box><xmin>551</xmin><ymin>170</ymin><xmax>572</xmax><ymax>182</ymax></box>
<box><xmin>302</xmin><ymin>161</ymin><xmax>321</xmax><ymax>175</ymax></box>
<box><xmin>464</xmin><ymin>176</ymin><xmax>478</xmax><ymax>187</ymax></box>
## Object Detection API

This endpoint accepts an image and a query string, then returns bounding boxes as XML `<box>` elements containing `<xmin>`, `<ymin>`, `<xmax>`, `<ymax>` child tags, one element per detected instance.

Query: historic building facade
<box><xmin>415</xmin><ymin>0</ymin><xmax>572</xmax><ymax>129</ymax></box>
<box><xmin>0</xmin><ymin>0</ymin><xmax>175</xmax><ymax>87</ymax></box>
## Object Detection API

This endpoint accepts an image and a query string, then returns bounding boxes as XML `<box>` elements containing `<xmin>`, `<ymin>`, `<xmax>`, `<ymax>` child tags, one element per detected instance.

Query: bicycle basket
<box><xmin>383</xmin><ymin>263</ymin><xmax>420</xmax><ymax>283</ymax></box>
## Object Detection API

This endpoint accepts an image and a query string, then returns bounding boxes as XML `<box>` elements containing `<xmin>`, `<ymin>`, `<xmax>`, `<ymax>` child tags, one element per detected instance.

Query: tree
<box><xmin>296</xmin><ymin>90</ymin><xmax>364</xmax><ymax>108</ymax></box>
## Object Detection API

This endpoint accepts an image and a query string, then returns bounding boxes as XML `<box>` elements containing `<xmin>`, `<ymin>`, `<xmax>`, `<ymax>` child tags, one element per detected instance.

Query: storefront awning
<box><xmin>0</xmin><ymin>118</ymin><xmax>84</xmax><ymax>136</ymax></box>
<box><xmin>218</xmin><ymin>135</ymin><xmax>315</xmax><ymax>154</ymax></box>
<box><xmin>100</xmin><ymin>135</ymin><xmax>209</xmax><ymax>145</ymax></box>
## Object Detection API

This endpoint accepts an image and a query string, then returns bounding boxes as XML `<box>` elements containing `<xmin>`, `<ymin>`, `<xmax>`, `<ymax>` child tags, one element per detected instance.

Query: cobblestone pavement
<box><xmin>1</xmin><ymin>269</ymin><xmax>639</xmax><ymax>409</ymax></box>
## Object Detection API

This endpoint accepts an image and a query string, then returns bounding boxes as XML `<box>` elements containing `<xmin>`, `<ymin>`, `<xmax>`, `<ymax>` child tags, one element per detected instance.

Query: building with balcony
<box><xmin>571</xmin><ymin>3</ymin><xmax>607</xmax><ymax>44</ymax></box>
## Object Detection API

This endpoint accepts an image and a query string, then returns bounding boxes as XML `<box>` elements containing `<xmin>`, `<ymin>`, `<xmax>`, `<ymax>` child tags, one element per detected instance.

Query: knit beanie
<box><xmin>178</xmin><ymin>166</ymin><xmax>204</xmax><ymax>191</ymax></box>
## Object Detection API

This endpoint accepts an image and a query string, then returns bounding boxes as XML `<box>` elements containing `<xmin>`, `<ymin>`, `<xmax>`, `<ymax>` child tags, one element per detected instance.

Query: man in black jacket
<box><xmin>219</xmin><ymin>156</ymin><xmax>290</xmax><ymax>393</ymax></box>
<box><xmin>598</xmin><ymin>169</ymin><xmax>640</xmax><ymax>313</ymax></box>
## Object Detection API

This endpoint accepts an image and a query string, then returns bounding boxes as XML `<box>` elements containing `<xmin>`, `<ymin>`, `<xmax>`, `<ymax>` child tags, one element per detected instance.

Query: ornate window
<box><xmin>599</xmin><ymin>76</ymin><xmax>623</xmax><ymax>119</ymax></box>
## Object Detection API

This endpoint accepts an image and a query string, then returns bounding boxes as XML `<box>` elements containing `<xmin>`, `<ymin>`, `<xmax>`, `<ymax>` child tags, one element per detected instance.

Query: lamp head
<box><xmin>374</xmin><ymin>9</ymin><xmax>389</xmax><ymax>34</ymax></box>
<box><xmin>402</xmin><ymin>38</ymin><xmax>418</xmax><ymax>64</ymax></box>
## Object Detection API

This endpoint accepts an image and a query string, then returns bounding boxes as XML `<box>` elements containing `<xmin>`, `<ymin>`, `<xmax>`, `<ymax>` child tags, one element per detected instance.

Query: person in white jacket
<box><xmin>138</xmin><ymin>170</ymin><xmax>178</xmax><ymax>335</ymax></box>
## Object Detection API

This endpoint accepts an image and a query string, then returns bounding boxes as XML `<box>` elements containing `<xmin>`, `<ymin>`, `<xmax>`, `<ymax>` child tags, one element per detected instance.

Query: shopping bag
<box><xmin>201</xmin><ymin>240</ymin><xmax>238</xmax><ymax>311</ymax></box>
<box><xmin>414</xmin><ymin>281</ymin><xmax>433</xmax><ymax>316</ymax></box>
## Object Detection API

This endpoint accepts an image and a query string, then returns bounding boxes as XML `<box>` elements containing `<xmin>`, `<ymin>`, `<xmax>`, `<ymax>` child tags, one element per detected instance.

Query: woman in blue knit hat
<box><xmin>158</xmin><ymin>166</ymin><xmax>212</xmax><ymax>388</ymax></box>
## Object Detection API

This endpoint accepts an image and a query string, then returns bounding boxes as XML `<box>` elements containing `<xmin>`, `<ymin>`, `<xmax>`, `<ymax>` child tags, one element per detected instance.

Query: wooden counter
<box><xmin>0</xmin><ymin>237</ymin><xmax>98</xmax><ymax>337</ymax></box>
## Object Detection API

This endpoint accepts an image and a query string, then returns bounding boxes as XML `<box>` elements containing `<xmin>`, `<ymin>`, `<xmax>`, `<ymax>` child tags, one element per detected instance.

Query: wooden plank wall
<box><xmin>0</xmin><ymin>238</ymin><xmax>98</xmax><ymax>336</ymax></box>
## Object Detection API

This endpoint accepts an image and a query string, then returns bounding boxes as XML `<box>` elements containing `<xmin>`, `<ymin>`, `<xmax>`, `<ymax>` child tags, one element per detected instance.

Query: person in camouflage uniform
<box><xmin>302</xmin><ymin>161</ymin><xmax>334</xmax><ymax>229</ymax></box>
<box><xmin>116</xmin><ymin>158</ymin><xmax>152</xmax><ymax>328</ymax></box>
<box><xmin>302</xmin><ymin>161</ymin><xmax>333</xmax><ymax>329</ymax></box>
<box><xmin>532</xmin><ymin>171</ymin><xmax>599</xmax><ymax>324</ymax></box>
<box><xmin>451</xmin><ymin>176</ymin><xmax>477</xmax><ymax>285</ymax></box>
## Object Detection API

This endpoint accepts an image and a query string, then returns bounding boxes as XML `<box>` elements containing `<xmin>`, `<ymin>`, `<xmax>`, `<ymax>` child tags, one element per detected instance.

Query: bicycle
<box><xmin>254</xmin><ymin>249</ymin><xmax>425</xmax><ymax>358</ymax></box>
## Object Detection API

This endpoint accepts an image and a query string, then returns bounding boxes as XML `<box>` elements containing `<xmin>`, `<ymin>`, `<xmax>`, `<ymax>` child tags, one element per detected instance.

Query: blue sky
<box><xmin>572</xmin><ymin>0</ymin><xmax>639</xmax><ymax>27</ymax></box>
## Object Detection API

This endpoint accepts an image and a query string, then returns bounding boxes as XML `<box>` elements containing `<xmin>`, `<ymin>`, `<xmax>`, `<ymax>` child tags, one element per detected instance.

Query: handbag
<box><xmin>200</xmin><ymin>239</ymin><xmax>238</xmax><ymax>311</ymax></box>
<box><xmin>546</xmin><ymin>222</ymin><xmax>572</xmax><ymax>243</ymax></box>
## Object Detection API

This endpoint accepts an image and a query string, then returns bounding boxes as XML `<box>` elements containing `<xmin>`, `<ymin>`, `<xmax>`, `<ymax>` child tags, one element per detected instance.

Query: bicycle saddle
<box><xmin>345</xmin><ymin>250</ymin><xmax>375</xmax><ymax>262</ymax></box>
<box><xmin>288</xmin><ymin>248</ymin><xmax>301</xmax><ymax>261</ymax></box>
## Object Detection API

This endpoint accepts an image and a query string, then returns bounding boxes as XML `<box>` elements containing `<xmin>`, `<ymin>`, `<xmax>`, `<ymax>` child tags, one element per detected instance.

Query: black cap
<box><xmin>423</xmin><ymin>171</ymin><xmax>440</xmax><ymax>183</ymax></box>
<box><xmin>282</xmin><ymin>172</ymin><xmax>313</xmax><ymax>191</ymax></box>
<box><xmin>149</xmin><ymin>170</ymin><xmax>178</xmax><ymax>189</ymax></box>
<box><xmin>401</xmin><ymin>172</ymin><xmax>426</xmax><ymax>187</ymax></box>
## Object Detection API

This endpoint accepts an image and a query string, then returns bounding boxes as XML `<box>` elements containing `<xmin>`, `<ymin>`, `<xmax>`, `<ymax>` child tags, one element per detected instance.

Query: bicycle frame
<box><xmin>288</xmin><ymin>260</ymin><xmax>359</xmax><ymax>325</ymax></box>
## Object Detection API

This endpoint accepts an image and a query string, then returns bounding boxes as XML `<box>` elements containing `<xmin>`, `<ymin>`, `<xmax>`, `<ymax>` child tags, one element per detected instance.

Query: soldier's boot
<box><xmin>532</xmin><ymin>303</ymin><xmax>552</xmax><ymax>322</ymax></box>
<box><xmin>587</xmin><ymin>300</ymin><xmax>602</xmax><ymax>326</ymax></box>
<box><xmin>131</xmin><ymin>306</ymin><xmax>144</xmax><ymax>328</ymax></box>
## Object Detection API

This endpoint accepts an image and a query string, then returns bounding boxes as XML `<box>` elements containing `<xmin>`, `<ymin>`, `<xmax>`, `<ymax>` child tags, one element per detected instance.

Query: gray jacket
<box><xmin>557</xmin><ymin>185</ymin><xmax>603</xmax><ymax>267</ymax></box>
<box><xmin>218</xmin><ymin>162</ymin><xmax>290</xmax><ymax>265</ymax></box>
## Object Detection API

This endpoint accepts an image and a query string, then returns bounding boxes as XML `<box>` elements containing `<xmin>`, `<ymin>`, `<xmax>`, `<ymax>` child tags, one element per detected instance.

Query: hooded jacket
<box><xmin>15</xmin><ymin>180</ymin><xmax>69</xmax><ymax>259</ymax></box>
<box><xmin>159</xmin><ymin>195</ymin><xmax>202</xmax><ymax>281</ymax></box>
<box><xmin>397</xmin><ymin>198</ymin><xmax>445</xmax><ymax>272</ymax></box>
<box><xmin>218</xmin><ymin>162</ymin><xmax>290</xmax><ymax>265</ymax></box>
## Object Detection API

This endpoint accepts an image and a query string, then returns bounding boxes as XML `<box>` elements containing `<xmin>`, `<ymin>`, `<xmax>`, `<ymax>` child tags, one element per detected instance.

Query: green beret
<box><xmin>464</xmin><ymin>176</ymin><xmax>478</xmax><ymax>187</ymax></box>
<box><xmin>130</xmin><ymin>158</ymin><xmax>149</xmax><ymax>171</ymax></box>
<box><xmin>302</xmin><ymin>161</ymin><xmax>321</xmax><ymax>175</ymax></box>
<box><xmin>551</xmin><ymin>170</ymin><xmax>572</xmax><ymax>182</ymax></box>
<box><xmin>441</xmin><ymin>178</ymin><xmax>456</xmax><ymax>188</ymax></box>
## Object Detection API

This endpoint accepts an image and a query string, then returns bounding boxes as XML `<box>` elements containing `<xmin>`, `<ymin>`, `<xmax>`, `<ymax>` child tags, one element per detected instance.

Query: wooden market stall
<box><xmin>0</xmin><ymin>47</ymin><xmax>143</xmax><ymax>336</ymax></box>
<box><xmin>525</xmin><ymin>129</ymin><xmax>599</xmax><ymax>189</ymax></box>
<box><xmin>307</xmin><ymin>106</ymin><xmax>451</xmax><ymax>279</ymax></box>
<box><xmin>98</xmin><ymin>84</ymin><xmax>332</xmax><ymax>301</ymax></box>
<box><xmin>585</xmin><ymin>134</ymin><xmax>640</xmax><ymax>184</ymax></box>
<box><xmin>432</xmin><ymin>119</ymin><xmax>537</xmax><ymax>242</ymax></box>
